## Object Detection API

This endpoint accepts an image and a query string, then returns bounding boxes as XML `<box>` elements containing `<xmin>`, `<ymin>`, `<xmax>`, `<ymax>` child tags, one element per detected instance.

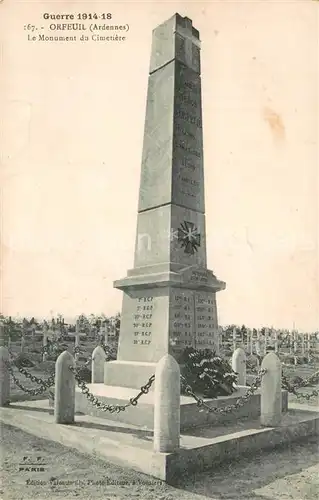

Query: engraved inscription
<box><xmin>190</xmin><ymin>270</ymin><xmax>208</xmax><ymax>283</ymax></box>
<box><xmin>175</xmin><ymin>109</ymin><xmax>202</xmax><ymax>128</ymax></box>
<box><xmin>176</xmin><ymin>124</ymin><xmax>195</xmax><ymax>140</ymax></box>
<box><xmin>181</xmin><ymin>157</ymin><xmax>196</xmax><ymax>172</ymax></box>
<box><xmin>173</xmin><ymin>64</ymin><xmax>203</xmax><ymax>207</ymax></box>
<box><xmin>170</xmin><ymin>291</ymin><xmax>195</xmax><ymax>349</ymax></box>
<box><xmin>194</xmin><ymin>293</ymin><xmax>218</xmax><ymax>349</ymax></box>
<box><xmin>175</xmin><ymin>139</ymin><xmax>201</xmax><ymax>158</ymax></box>
<box><xmin>178</xmin><ymin>93</ymin><xmax>198</xmax><ymax>109</ymax></box>
<box><xmin>132</xmin><ymin>296</ymin><xmax>153</xmax><ymax>346</ymax></box>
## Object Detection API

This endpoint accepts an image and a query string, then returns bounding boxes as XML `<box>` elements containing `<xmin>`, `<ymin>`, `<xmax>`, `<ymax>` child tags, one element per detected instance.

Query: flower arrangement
<box><xmin>180</xmin><ymin>347</ymin><xmax>238</xmax><ymax>398</ymax></box>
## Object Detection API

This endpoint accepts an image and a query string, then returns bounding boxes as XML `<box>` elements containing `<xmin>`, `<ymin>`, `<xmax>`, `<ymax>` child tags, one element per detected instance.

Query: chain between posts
<box><xmin>4</xmin><ymin>335</ymin><xmax>319</xmax><ymax>405</ymax></box>
<box><xmin>180</xmin><ymin>369</ymin><xmax>267</xmax><ymax>414</ymax></box>
<box><xmin>101</xmin><ymin>343</ymin><xmax>117</xmax><ymax>359</ymax></box>
<box><xmin>290</xmin><ymin>370</ymin><xmax>319</xmax><ymax>389</ymax></box>
<box><xmin>5</xmin><ymin>360</ymin><xmax>55</xmax><ymax>396</ymax></box>
<box><xmin>281</xmin><ymin>372</ymin><xmax>319</xmax><ymax>401</ymax></box>
<box><xmin>69</xmin><ymin>365</ymin><xmax>155</xmax><ymax>413</ymax></box>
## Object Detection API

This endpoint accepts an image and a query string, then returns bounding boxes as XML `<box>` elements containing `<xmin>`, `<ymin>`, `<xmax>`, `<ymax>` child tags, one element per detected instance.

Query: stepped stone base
<box><xmin>1</xmin><ymin>400</ymin><xmax>318</xmax><ymax>484</ymax></box>
<box><xmin>75</xmin><ymin>383</ymin><xmax>288</xmax><ymax>431</ymax></box>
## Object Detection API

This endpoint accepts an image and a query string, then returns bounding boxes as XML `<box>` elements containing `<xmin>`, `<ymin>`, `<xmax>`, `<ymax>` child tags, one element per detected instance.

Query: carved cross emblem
<box><xmin>178</xmin><ymin>221</ymin><xmax>201</xmax><ymax>255</ymax></box>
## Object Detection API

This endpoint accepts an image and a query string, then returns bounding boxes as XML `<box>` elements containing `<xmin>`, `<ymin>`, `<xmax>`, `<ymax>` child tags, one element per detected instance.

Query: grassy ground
<box><xmin>0</xmin><ymin>424</ymin><xmax>318</xmax><ymax>500</ymax></box>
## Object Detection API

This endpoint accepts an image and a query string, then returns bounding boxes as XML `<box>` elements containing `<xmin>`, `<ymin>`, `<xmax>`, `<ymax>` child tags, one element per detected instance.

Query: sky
<box><xmin>1</xmin><ymin>0</ymin><xmax>318</xmax><ymax>331</ymax></box>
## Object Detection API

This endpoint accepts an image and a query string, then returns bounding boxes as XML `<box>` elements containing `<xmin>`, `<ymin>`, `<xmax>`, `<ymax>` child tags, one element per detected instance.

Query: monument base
<box><xmin>112</xmin><ymin>265</ymin><xmax>225</xmax><ymax>368</ymax></box>
<box><xmin>75</xmin><ymin>383</ymin><xmax>289</xmax><ymax>431</ymax></box>
<box><xmin>1</xmin><ymin>400</ymin><xmax>318</xmax><ymax>484</ymax></box>
<box><xmin>104</xmin><ymin>360</ymin><xmax>156</xmax><ymax>390</ymax></box>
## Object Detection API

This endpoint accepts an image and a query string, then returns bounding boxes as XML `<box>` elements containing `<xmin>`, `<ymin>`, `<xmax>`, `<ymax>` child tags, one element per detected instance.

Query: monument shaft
<box><xmin>106</xmin><ymin>14</ymin><xmax>226</xmax><ymax>389</ymax></box>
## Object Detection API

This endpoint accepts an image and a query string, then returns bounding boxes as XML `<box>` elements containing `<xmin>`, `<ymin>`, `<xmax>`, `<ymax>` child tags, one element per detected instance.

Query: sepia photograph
<box><xmin>0</xmin><ymin>1</ymin><xmax>318</xmax><ymax>499</ymax></box>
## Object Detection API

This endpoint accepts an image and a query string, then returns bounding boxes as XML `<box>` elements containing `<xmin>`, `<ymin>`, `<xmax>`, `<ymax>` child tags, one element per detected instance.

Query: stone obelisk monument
<box><xmin>105</xmin><ymin>13</ymin><xmax>226</xmax><ymax>389</ymax></box>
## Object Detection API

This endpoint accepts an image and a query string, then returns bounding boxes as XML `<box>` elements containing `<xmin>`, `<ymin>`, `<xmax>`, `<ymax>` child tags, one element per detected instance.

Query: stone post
<box><xmin>0</xmin><ymin>345</ymin><xmax>10</xmax><ymax>406</ymax></box>
<box><xmin>260</xmin><ymin>352</ymin><xmax>282</xmax><ymax>427</ymax></box>
<box><xmin>231</xmin><ymin>347</ymin><xmax>246</xmax><ymax>386</ymax></box>
<box><xmin>54</xmin><ymin>351</ymin><xmax>75</xmax><ymax>424</ymax></box>
<box><xmin>154</xmin><ymin>354</ymin><xmax>180</xmax><ymax>453</ymax></box>
<box><xmin>91</xmin><ymin>346</ymin><xmax>106</xmax><ymax>383</ymax></box>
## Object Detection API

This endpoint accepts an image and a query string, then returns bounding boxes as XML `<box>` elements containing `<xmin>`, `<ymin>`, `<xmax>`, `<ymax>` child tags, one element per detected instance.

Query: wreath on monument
<box><xmin>180</xmin><ymin>347</ymin><xmax>238</xmax><ymax>398</ymax></box>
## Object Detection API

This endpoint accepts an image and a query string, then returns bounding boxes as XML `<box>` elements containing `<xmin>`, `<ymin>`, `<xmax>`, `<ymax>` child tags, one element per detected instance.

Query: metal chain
<box><xmin>129</xmin><ymin>374</ymin><xmax>155</xmax><ymax>406</ymax></box>
<box><xmin>69</xmin><ymin>365</ymin><xmax>155</xmax><ymax>413</ymax></box>
<box><xmin>15</xmin><ymin>364</ymin><xmax>55</xmax><ymax>388</ymax></box>
<box><xmin>5</xmin><ymin>362</ymin><xmax>53</xmax><ymax>396</ymax></box>
<box><xmin>281</xmin><ymin>373</ymin><xmax>319</xmax><ymax>401</ymax></box>
<box><xmin>4</xmin><ymin>358</ymin><xmax>55</xmax><ymax>388</ymax></box>
<box><xmin>100</xmin><ymin>343</ymin><xmax>117</xmax><ymax>360</ymax></box>
<box><xmin>288</xmin><ymin>370</ymin><xmax>319</xmax><ymax>389</ymax></box>
<box><xmin>180</xmin><ymin>369</ymin><xmax>267</xmax><ymax>414</ymax></box>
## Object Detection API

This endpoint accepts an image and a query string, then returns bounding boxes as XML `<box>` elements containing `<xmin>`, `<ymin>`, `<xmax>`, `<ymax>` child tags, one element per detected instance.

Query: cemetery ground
<box><xmin>1</xmin><ymin>422</ymin><xmax>318</xmax><ymax>499</ymax></box>
<box><xmin>1</xmin><ymin>337</ymin><xmax>318</xmax><ymax>499</ymax></box>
